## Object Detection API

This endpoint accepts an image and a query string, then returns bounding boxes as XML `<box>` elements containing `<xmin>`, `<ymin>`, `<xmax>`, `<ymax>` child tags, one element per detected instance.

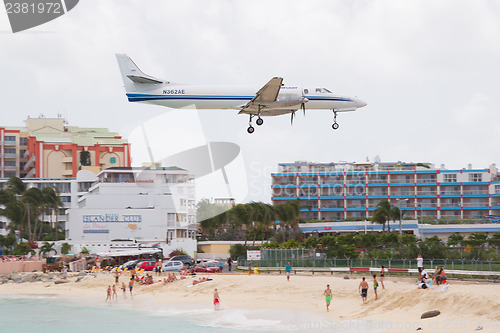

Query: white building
<box><xmin>0</xmin><ymin>171</ymin><xmax>96</xmax><ymax>237</ymax></box>
<box><xmin>66</xmin><ymin>167</ymin><xmax>197</xmax><ymax>256</ymax></box>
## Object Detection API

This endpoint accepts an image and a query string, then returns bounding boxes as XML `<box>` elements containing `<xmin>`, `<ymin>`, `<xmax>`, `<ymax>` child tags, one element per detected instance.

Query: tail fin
<box><xmin>115</xmin><ymin>54</ymin><xmax>165</xmax><ymax>92</ymax></box>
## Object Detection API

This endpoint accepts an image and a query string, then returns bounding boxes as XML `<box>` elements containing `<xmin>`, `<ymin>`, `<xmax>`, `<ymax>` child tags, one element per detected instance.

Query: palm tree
<box><xmin>40</xmin><ymin>241</ymin><xmax>57</xmax><ymax>256</ymax></box>
<box><xmin>372</xmin><ymin>200</ymin><xmax>392</xmax><ymax>233</ymax></box>
<box><xmin>21</xmin><ymin>187</ymin><xmax>43</xmax><ymax>242</ymax></box>
<box><xmin>229</xmin><ymin>204</ymin><xmax>252</xmax><ymax>246</ymax></box>
<box><xmin>40</xmin><ymin>187</ymin><xmax>64</xmax><ymax>241</ymax></box>
<box><xmin>371</xmin><ymin>209</ymin><xmax>387</xmax><ymax>232</ymax></box>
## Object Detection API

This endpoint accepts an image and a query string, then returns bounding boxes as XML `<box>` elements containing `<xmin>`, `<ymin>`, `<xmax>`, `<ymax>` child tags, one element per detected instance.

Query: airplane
<box><xmin>116</xmin><ymin>54</ymin><xmax>367</xmax><ymax>134</ymax></box>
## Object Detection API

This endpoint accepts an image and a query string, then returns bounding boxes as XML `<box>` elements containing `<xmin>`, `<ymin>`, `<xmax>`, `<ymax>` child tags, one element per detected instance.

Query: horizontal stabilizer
<box><xmin>126</xmin><ymin>75</ymin><xmax>163</xmax><ymax>84</ymax></box>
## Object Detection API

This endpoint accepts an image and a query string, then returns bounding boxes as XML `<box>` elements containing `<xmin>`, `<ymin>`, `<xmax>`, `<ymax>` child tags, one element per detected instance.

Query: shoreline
<box><xmin>1</xmin><ymin>272</ymin><xmax>499</xmax><ymax>332</ymax></box>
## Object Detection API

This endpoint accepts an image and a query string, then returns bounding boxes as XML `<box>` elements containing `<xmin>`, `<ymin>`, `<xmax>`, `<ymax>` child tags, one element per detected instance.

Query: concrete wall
<box><xmin>0</xmin><ymin>261</ymin><xmax>44</xmax><ymax>274</ymax></box>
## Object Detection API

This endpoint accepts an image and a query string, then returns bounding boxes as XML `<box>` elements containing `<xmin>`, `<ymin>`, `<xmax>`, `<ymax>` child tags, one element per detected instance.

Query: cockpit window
<box><xmin>315</xmin><ymin>88</ymin><xmax>332</xmax><ymax>93</ymax></box>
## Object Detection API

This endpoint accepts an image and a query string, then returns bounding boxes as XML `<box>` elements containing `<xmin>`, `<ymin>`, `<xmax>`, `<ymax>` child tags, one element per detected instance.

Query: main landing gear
<box><xmin>247</xmin><ymin>114</ymin><xmax>256</xmax><ymax>134</ymax></box>
<box><xmin>247</xmin><ymin>108</ymin><xmax>264</xmax><ymax>134</ymax></box>
<box><xmin>332</xmin><ymin>110</ymin><xmax>339</xmax><ymax>130</ymax></box>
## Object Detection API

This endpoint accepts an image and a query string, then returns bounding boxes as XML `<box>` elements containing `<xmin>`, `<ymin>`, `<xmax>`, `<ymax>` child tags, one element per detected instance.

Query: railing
<box><xmin>239</xmin><ymin>255</ymin><xmax>500</xmax><ymax>274</ymax></box>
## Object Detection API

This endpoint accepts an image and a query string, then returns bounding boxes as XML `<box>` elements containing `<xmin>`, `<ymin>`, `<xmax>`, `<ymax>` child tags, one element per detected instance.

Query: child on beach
<box><xmin>213</xmin><ymin>288</ymin><xmax>221</xmax><ymax>310</ymax></box>
<box><xmin>121</xmin><ymin>282</ymin><xmax>126</xmax><ymax>295</ymax></box>
<box><xmin>106</xmin><ymin>285</ymin><xmax>111</xmax><ymax>302</ymax></box>
<box><xmin>372</xmin><ymin>275</ymin><xmax>379</xmax><ymax>300</ymax></box>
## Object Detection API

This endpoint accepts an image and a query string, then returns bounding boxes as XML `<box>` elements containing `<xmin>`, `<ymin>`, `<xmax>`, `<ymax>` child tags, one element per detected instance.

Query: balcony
<box><xmin>61</xmin><ymin>169</ymin><xmax>73</xmax><ymax>176</ymax></box>
<box><xmin>3</xmin><ymin>140</ymin><xmax>17</xmax><ymax>146</ymax></box>
<box><xmin>2</xmin><ymin>166</ymin><xmax>17</xmax><ymax>171</ymax></box>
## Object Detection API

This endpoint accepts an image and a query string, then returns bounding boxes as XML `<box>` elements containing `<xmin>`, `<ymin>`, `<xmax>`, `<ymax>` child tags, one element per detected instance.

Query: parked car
<box><xmin>120</xmin><ymin>259</ymin><xmax>141</xmax><ymax>270</ymax></box>
<box><xmin>195</xmin><ymin>261</ymin><xmax>220</xmax><ymax>273</ymax></box>
<box><xmin>162</xmin><ymin>260</ymin><xmax>184</xmax><ymax>272</ymax></box>
<box><xmin>169</xmin><ymin>255</ymin><xmax>195</xmax><ymax>268</ymax></box>
<box><xmin>136</xmin><ymin>260</ymin><xmax>156</xmax><ymax>271</ymax></box>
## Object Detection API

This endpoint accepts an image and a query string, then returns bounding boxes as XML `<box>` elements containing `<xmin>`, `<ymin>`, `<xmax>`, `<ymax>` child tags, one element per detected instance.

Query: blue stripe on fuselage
<box><xmin>126</xmin><ymin>93</ymin><xmax>353</xmax><ymax>103</ymax></box>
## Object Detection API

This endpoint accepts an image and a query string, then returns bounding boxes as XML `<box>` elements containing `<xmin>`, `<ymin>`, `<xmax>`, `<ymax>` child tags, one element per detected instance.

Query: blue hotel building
<box><xmin>271</xmin><ymin>161</ymin><xmax>500</xmax><ymax>221</ymax></box>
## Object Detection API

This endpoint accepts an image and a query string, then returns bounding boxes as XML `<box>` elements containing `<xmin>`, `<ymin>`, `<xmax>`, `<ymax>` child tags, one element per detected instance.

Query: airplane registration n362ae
<box><xmin>116</xmin><ymin>54</ymin><xmax>367</xmax><ymax>134</ymax></box>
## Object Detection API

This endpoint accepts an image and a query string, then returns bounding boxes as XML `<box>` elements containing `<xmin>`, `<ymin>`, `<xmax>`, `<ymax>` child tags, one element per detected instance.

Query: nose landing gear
<box><xmin>332</xmin><ymin>110</ymin><xmax>339</xmax><ymax>130</ymax></box>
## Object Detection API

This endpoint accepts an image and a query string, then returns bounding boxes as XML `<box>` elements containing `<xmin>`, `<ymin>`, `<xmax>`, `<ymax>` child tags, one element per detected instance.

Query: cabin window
<box><xmin>304</xmin><ymin>89</ymin><xmax>308</xmax><ymax>94</ymax></box>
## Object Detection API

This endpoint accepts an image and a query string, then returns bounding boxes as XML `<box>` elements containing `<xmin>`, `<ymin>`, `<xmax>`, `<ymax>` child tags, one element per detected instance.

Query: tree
<box><xmin>373</xmin><ymin>200</ymin><xmax>392</xmax><ymax>232</ymax></box>
<box><xmin>80</xmin><ymin>247</ymin><xmax>89</xmax><ymax>254</ymax></box>
<box><xmin>13</xmin><ymin>242</ymin><xmax>35</xmax><ymax>256</ymax></box>
<box><xmin>61</xmin><ymin>242</ymin><xmax>71</xmax><ymax>255</ymax></box>
<box><xmin>229</xmin><ymin>204</ymin><xmax>252</xmax><ymax>246</ymax></box>
<box><xmin>371</xmin><ymin>209</ymin><xmax>387</xmax><ymax>232</ymax></box>
<box><xmin>40</xmin><ymin>241</ymin><xmax>57</xmax><ymax>256</ymax></box>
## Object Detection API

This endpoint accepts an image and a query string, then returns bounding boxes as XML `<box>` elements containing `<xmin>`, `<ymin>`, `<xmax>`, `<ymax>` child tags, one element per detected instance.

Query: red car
<box><xmin>195</xmin><ymin>261</ymin><xmax>220</xmax><ymax>273</ymax></box>
<box><xmin>136</xmin><ymin>260</ymin><xmax>156</xmax><ymax>271</ymax></box>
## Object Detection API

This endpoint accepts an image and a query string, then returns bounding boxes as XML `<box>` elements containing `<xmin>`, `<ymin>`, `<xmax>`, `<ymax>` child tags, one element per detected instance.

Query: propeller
<box><xmin>301</xmin><ymin>96</ymin><xmax>308</xmax><ymax>116</ymax></box>
<box><xmin>290</xmin><ymin>110</ymin><xmax>295</xmax><ymax>125</ymax></box>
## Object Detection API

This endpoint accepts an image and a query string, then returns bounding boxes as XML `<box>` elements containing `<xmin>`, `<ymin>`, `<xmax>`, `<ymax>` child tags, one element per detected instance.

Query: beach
<box><xmin>1</xmin><ymin>272</ymin><xmax>499</xmax><ymax>332</ymax></box>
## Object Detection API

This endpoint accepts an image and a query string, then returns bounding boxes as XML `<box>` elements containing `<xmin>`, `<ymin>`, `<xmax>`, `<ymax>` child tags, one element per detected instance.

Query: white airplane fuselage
<box><xmin>116</xmin><ymin>54</ymin><xmax>366</xmax><ymax>132</ymax></box>
<box><xmin>126</xmin><ymin>85</ymin><xmax>365</xmax><ymax>113</ymax></box>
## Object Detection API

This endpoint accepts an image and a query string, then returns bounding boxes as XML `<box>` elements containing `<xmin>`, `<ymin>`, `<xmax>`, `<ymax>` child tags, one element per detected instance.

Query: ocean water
<box><xmin>0</xmin><ymin>295</ymin><xmax>386</xmax><ymax>333</ymax></box>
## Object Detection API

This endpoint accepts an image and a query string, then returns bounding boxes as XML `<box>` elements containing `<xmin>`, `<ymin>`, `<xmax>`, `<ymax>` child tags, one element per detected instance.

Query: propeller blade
<box><xmin>291</xmin><ymin>111</ymin><xmax>295</xmax><ymax>125</ymax></box>
<box><xmin>302</xmin><ymin>103</ymin><xmax>306</xmax><ymax>116</ymax></box>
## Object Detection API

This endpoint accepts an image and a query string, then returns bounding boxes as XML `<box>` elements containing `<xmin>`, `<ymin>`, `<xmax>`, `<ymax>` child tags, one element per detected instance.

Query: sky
<box><xmin>1</xmin><ymin>0</ymin><xmax>500</xmax><ymax>203</ymax></box>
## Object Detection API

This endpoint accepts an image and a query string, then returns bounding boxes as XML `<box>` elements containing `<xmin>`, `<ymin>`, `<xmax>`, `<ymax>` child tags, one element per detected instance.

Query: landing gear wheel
<box><xmin>332</xmin><ymin>123</ymin><xmax>339</xmax><ymax>130</ymax></box>
<box><xmin>256</xmin><ymin>118</ymin><xmax>264</xmax><ymax>126</ymax></box>
<box><xmin>247</xmin><ymin>126</ymin><xmax>255</xmax><ymax>134</ymax></box>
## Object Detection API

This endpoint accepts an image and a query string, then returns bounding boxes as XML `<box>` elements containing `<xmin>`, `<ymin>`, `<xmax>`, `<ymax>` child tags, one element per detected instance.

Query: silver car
<box><xmin>162</xmin><ymin>260</ymin><xmax>184</xmax><ymax>272</ymax></box>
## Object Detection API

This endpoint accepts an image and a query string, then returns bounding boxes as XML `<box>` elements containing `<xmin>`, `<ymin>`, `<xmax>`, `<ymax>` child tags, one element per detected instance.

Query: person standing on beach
<box><xmin>380</xmin><ymin>265</ymin><xmax>385</xmax><ymax>289</ymax></box>
<box><xmin>106</xmin><ymin>285</ymin><xmax>111</xmax><ymax>302</ymax></box>
<box><xmin>227</xmin><ymin>258</ymin><xmax>232</xmax><ymax>272</ymax></box>
<box><xmin>112</xmin><ymin>284</ymin><xmax>118</xmax><ymax>300</ymax></box>
<box><xmin>114</xmin><ymin>271</ymin><xmax>120</xmax><ymax>284</ymax></box>
<box><xmin>155</xmin><ymin>260</ymin><xmax>162</xmax><ymax>276</ymax></box>
<box><xmin>372</xmin><ymin>275</ymin><xmax>379</xmax><ymax>300</ymax></box>
<box><xmin>417</xmin><ymin>254</ymin><xmax>423</xmax><ymax>273</ymax></box>
<box><xmin>129</xmin><ymin>278</ymin><xmax>134</xmax><ymax>295</ymax></box>
<box><xmin>213</xmin><ymin>288</ymin><xmax>221</xmax><ymax>310</ymax></box>
<box><xmin>359</xmin><ymin>277</ymin><xmax>368</xmax><ymax>304</ymax></box>
<box><xmin>285</xmin><ymin>262</ymin><xmax>292</xmax><ymax>281</ymax></box>
<box><xmin>324</xmin><ymin>284</ymin><xmax>333</xmax><ymax>312</ymax></box>
<box><xmin>121</xmin><ymin>282</ymin><xmax>126</xmax><ymax>296</ymax></box>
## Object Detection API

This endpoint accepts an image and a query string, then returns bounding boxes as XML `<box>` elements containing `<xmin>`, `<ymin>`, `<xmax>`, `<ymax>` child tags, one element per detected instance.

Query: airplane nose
<box><xmin>355</xmin><ymin>98</ymin><xmax>367</xmax><ymax>108</ymax></box>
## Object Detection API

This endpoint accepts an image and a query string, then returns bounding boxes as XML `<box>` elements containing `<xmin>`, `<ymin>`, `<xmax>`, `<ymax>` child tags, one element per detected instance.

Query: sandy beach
<box><xmin>1</xmin><ymin>272</ymin><xmax>499</xmax><ymax>332</ymax></box>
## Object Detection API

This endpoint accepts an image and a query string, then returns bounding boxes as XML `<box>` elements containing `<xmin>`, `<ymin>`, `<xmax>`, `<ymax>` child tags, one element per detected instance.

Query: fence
<box><xmin>239</xmin><ymin>249</ymin><xmax>500</xmax><ymax>273</ymax></box>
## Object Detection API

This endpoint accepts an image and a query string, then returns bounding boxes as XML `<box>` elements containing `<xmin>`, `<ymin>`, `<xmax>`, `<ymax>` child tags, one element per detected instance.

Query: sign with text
<box><xmin>247</xmin><ymin>250</ymin><xmax>261</xmax><ymax>261</ymax></box>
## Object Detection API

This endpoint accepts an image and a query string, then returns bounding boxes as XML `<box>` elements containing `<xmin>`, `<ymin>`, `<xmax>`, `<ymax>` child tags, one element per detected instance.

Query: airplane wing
<box><xmin>239</xmin><ymin>77</ymin><xmax>283</xmax><ymax>114</ymax></box>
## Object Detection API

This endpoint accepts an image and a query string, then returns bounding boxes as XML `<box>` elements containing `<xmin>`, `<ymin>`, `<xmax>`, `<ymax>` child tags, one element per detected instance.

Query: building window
<box><xmin>495</xmin><ymin>185</ymin><xmax>500</xmax><ymax>194</ymax></box>
<box><xmin>443</xmin><ymin>174</ymin><xmax>457</xmax><ymax>183</ymax></box>
<box><xmin>469</xmin><ymin>173</ymin><xmax>482</xmax><ymax>182</ymax></box>
<box><xmin>4</xmin><ymin>161</ymin><xmax>16</xmax><ymax>166</ymax></box>
<box><xmin>4</xmin><ymin>148</ymin><xmax>16</xmax><ymax>154</ymax></box>
<box><xmin>4</xmin><ymin>136</ymin><xmax>16</xmax><ymax>142</ymax></box>
<box><xmin>4</xmin><ymin>172</ymin><xmax>16</xmax><ymax>177</ymax></box>
<box><xmin>110</xmin><ymin>157</ymin><xmax>117</xmax><ymax>164</ymax></box>
<box><xmin>20</xmin><ymin>137</ymin><xmax>28</xmax><ymax>145</ymax></box>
